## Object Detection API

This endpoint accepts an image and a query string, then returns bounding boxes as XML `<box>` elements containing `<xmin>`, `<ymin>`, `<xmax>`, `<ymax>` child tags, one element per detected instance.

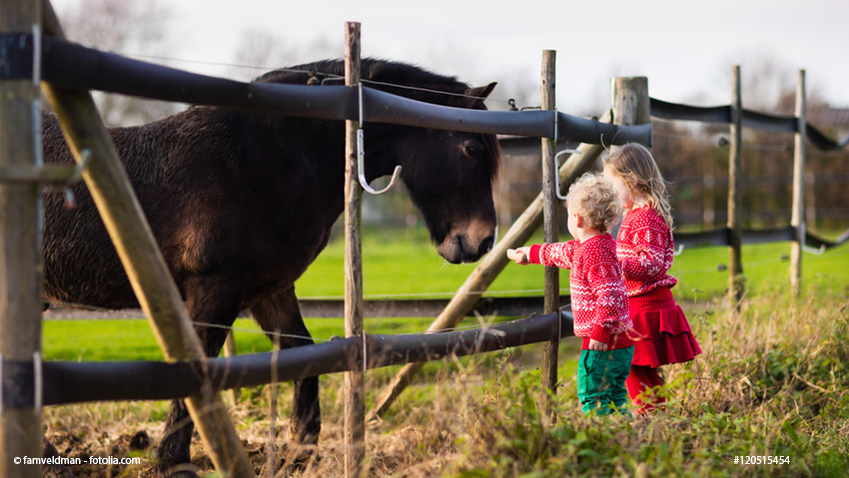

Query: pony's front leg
<box><xmin>156</xmin><ymin>277</ymin><xmax>240</xmax><ymax>478</ymax></box>
<box><xmin>250</xmin><ymin>287</ymin><xmax>321</xmax><ymax>469</ymax></box>
<box><xmin>156</xmin><ymin>399</ymin><xmax>197</xmax><ymax>478</ymax></box>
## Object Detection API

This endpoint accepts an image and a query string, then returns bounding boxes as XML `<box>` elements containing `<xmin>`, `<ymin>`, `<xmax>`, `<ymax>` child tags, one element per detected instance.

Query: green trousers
<box><xmin>577</xmin><ymin>346</ymin><xmax>634</xmax><ymax>415</ymax></box>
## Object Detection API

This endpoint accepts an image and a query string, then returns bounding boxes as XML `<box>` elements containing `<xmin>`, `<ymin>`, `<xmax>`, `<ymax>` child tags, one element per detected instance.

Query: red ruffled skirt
<box><xmin>628</xmin><ymin>287</ymin><xmax>701</xmax><ymax>368</ymax></box>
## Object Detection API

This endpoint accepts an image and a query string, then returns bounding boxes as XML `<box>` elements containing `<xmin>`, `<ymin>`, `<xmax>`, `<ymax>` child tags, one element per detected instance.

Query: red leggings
<box><xmin>626</xmin><ymin>365</ymin><xmax>666</xmax><ymax>413</ymax></box>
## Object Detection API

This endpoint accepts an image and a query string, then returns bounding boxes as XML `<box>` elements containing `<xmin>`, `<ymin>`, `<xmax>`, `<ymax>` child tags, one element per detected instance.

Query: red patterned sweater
<box><xmin>617</xmin><ymin>205</ymin><xmax>678</xmax><ymax>297</ymax></box>
<box><xmin>529</xmin><ymin>234</ymin><xmax>633</xmax><ymax>349</ymax></box>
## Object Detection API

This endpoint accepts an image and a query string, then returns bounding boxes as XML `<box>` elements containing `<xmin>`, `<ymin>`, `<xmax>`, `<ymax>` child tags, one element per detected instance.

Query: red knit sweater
<box><xmin>529</xmin><ymin>234</ymin><xmax>633</xmax><ymax>349</ymax></box>
<box><xmin>616</xmin><ymin>205</ymin><xmax>678</xmax><ymax>297</ymax></box>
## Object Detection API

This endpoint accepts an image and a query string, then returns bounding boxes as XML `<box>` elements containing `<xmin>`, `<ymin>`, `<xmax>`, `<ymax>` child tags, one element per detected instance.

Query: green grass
<box><xmin>435</xmin><ymin>293</ymin><xmax>849</xmax><ymax>478</ymax></box>
<box><xmin>45</xmin><ymin>293</ymin><xmax>849</xmax><ymax>477</ymax></box>
<box><xmin>43</xmin><ymin>316</ymin><xmax>441</xmax><ymax>362</ymax></box>
<box><xmin>39</xmin><ymin>226</ymin><xmax>849</xmax><ymax>477</ymax></box>
<box><xmin>295</xmin><ymin>226</ymin><xmax>849</xmax><ymax>302</ymax></box>
<box><xmin>43</xmin><ymin>226</ymin><xmax>849</xmax><ymax>362</ymax></box>
<box><xmin>293</xmin><ymin>226</ymin><xmax>548</xmax><ymax>299</ymax></box>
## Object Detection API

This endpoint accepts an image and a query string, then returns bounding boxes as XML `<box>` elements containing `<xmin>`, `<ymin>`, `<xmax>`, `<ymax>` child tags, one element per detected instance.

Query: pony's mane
<box><xmin>255</xmin><ymin>58</ymin><xmax>501</xmax><ymax>180</ymax></box>
<box><xmin>254</xmin><ymin>58</ymin><xmax>477</xmax><ymax>108</ymax></box>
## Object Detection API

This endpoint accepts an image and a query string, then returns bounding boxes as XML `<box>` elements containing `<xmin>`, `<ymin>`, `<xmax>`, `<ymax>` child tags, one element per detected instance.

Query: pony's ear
<box><xmin>466</xmin><ymin>82</ymin><xmax>497</xmax><ymax>99</ymax></box>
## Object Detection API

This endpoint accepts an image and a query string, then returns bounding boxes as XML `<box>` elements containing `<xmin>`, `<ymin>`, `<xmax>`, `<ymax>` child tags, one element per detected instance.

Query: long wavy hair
<box><xmin>603</xmin><ymin>143</ymin><xmax>674</xmax><ymax>229</ymax></box>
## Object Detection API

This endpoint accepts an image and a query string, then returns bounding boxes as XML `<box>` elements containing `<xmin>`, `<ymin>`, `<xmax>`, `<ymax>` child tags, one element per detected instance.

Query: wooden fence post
<box><xmin>728</xmin><ymin>65</ymin><xmax>744</xmax><ymax>307</ymax></box>
<box><xmin>0</xmin><ymin>1</ymin><xmax>44</xmax><ymax>477</ymax></box>
<box><xmin>611</xmin><ymin>78</ymin><xmax>651</xmax><ymax>142</ymax></box>
<box><xmin>790</xmin><ymin>70</ymin><xmax>806</xmax><ymax>297</ymax></box>
<box><xmin>39</xmin><ymin>4</ymin><xmax>253</xmax><ymax>476</ymax></box>
<box><xmin>343</xmin><ymin>21</ymin><xmax>366</xmax><ymax>478</ymax></box>
<box><xmin>540</xmin><ymin>51</ymin><xmax>559</xmax><ymax>413</ymax></box>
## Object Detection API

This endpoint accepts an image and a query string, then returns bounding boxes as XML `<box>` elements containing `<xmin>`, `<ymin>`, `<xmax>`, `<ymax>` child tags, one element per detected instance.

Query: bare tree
<box><xmin>57</xmin><ymin>0</ymin><xmax>182</xmax><ymax>126</ymax></box>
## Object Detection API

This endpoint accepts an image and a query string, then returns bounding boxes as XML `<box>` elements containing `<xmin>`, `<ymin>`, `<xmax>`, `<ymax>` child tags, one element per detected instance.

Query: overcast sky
<box><xmin>51</xmin><ymin>0</ymin><xmax>848</xmax><ymax>115</ymax></box>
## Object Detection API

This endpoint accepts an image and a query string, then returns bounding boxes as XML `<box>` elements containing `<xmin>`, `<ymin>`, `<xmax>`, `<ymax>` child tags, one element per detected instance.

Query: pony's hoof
<box><xmin>42</xmin><ymin>464</ymin><xmax>76</xmax><ymax>478</ymax></box>
<box><xmin>274</xmin><ymin>443</ymin><xmax>320</xmax><ymax>477</ymax></box>
<box><xmin>157</xmin><ymin>464</ymin><xmax>199</xmax><ymax>478</ymax></box>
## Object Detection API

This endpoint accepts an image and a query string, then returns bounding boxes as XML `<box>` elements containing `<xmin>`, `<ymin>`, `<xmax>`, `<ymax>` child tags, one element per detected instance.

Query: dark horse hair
<box><xmin>41</xmin><ymin>57</ymin><xmax>501</xmax><ymax>477</ymax></box>
<box><xmin>256</xmin><ymin>57</ymin><xmax>501</xmax><ymax>175</ymax></box>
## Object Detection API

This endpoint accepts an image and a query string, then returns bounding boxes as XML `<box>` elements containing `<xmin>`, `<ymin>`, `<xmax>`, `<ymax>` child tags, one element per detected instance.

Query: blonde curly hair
<box><xmin>565</xmin><ymin>172</ymin><xmax>622</xmax><ymax>234</ymax></box>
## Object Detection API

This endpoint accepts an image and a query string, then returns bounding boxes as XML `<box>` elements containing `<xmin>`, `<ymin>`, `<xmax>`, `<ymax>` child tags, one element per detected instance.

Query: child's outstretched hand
<box><xmin>507</xmin><ymin>247</ymin><xmax>530</xmax><ymax>265</ymax></box>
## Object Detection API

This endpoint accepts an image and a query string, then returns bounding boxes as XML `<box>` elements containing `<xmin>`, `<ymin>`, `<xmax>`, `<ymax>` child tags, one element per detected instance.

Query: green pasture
<box><xmin>40</xmin><ymin>227</ymin><xmax>849</xmax><ymax>477</ymax></box>
<box><xmin>43</xmin><ymin>227</ymin><xmax>849</xmax><ymax>362</ymax></box>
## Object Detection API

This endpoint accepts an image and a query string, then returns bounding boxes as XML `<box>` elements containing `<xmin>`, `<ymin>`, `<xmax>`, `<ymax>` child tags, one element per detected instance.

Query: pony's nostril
<box><xmin>478</xmin><ymin>235</ymin><xmax>495</xmax><ymax>255</ymax></box>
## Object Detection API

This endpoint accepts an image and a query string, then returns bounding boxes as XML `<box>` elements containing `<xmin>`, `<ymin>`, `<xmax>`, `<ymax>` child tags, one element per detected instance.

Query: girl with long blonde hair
<box><xmin>603</xmin><ymin>143</ymin><xmax>702</xmax><ymax>414</ymax></box>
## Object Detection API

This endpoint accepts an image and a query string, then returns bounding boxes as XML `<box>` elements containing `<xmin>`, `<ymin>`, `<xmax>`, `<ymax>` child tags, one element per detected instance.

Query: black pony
<box><xmin>41</xmin><ymin>59</ymin><xmax>500</xmax><ymax>476</ymax></box>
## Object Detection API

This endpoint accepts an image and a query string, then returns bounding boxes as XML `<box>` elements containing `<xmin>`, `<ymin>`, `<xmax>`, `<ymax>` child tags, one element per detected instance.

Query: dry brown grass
<box><xmin>43</xmin><ymin>292</ymin><xmax>849</xmax><ymax>477</ymax></box>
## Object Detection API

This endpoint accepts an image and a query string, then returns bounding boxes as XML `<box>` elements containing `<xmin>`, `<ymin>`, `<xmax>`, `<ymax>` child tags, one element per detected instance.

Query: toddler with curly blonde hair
<box><xmin>508</xmin><ymin>172</ymin><xmax>634</xmax><ymax>415</ymax></box>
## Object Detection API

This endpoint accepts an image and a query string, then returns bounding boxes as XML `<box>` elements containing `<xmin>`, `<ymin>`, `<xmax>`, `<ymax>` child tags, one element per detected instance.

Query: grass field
<box><xmin>44</xmin><ymin>226</ymin><xmax>849</xmax><ymax>361</ymax></box>
<box><xmin>40</xmin><ymin>227</ymin><xmax>849</xmax><ymax>477</ymax></box>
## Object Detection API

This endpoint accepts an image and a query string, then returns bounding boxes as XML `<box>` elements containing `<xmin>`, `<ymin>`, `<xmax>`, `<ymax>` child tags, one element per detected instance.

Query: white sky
<box><xmin>50</xmin><ymin>0</ymin><xmax>849</xmax><ymax>114</ymax></box>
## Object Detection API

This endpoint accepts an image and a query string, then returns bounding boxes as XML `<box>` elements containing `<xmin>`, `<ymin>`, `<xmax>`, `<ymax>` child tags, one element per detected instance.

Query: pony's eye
<box><xmin>462</xmin><ymin>141</ymin><xmax>484</xmax><ymax>159</ymax></box>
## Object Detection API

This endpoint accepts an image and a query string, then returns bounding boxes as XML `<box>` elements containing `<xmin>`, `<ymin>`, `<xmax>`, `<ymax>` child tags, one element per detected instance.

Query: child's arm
<box><xmin>618</xmin><ymin>223</ymin><xmax>672</xmax><ymax>282</ymax></box>
<box><xmin>508</xmin><ymin>242</ymin><xmax>577</xmax><ymax>269</ymax></box>
<box><xmin>531</xmin><ymin>241</ymin><xmax>576</xmax><ymax>269</ymax></box>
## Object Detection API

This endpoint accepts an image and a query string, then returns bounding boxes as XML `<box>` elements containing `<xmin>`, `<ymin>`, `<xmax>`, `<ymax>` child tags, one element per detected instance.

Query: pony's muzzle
<box><xmin>439</xmin><ymin>231</ymin><xmax>495</xmax><ymax>264</ymax></box>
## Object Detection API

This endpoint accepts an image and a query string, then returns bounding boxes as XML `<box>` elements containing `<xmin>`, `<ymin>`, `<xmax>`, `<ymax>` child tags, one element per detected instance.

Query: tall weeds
<box><xmin>446</xmin><ymin>292</ymin><xmax>849</xmax><ymax>477</ymax></box>
<box><xmin>43</xmin><ymin>292</ymin><xmax>849</xmax><ymax>477</ymax></box>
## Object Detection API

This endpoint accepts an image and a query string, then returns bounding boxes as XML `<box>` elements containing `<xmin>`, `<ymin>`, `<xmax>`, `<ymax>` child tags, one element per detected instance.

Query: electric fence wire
<box><xmin>116</xmin><ymin>52</ymin><xmax>525</xmax><ymax>109</ymax></box>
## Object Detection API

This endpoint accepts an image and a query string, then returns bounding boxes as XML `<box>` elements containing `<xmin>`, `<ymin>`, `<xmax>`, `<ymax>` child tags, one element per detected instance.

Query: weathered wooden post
<box><xmin>0</xmin><ymin>1</ymin><xmax>44</xmax><ymax>476</ymax></box>
<box><xmin>540</xmin><ymin>50</ymin><xmax>559</xmax><ymax>412</ymax></box>
<box><xmin>343</xmin><ymin>21</ymin><xmax>366</xmax><ymax>478</ymax></box>
<box><xmin>610</xmin><ymin>77</ymin><xmax>651</xmax><ymax>147</ymax></box>
<box><xmin>790</xmin><ymin>70</ymin><xmax>806</xmax><ymax>297</ymax></box>
<box><xmin>39</xmin><ymin>3</ymin><xmax>253</xmax><ymax>476</ymax></box>
<box><xmin>609</xmin><ymin>77</ymin><xmax>651</xmax><ymax>244</ymax></box>
<box><xmin>728</xmin><ymin>65</ymin><xmax>744</xmax><ymax>307</ymax></box>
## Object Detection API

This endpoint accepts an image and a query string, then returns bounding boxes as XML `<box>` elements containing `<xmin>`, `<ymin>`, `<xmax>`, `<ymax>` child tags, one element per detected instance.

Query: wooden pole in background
<box><xmin>540</xmin><ymin>50</ymin><xmax>559</xmax><ymax>412</ymax></box>
<box><xmin>343</xmin><ymin>21</ymin><xmax>365</xmax><ymax>478</ymax></box>
<box><xmin>0</xmin><ymin>1</ymin><xmax>44</xmax><ymax>476</ymax></box>
<box><xmin>728</xmin><ymin>65</ymin><xmax>744</xmax><ymax>307</ymax></box>
<box><xmin>39</xmin><ymin>3</ymin><xmax>253</xmax><ymax>476</ymax></box>
<box><xmin>790</xmin><ymin>70</ymin><xmax>806</xmax><ymax>297</ymax></box>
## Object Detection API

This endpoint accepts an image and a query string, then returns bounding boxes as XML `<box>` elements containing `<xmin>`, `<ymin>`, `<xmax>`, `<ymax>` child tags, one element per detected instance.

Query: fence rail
<box><xmin>0</xmin><ymin>32</ymin><xmax>653</xmax><ymax>144</ymax></box>
<box><xmin>650</xmin><ymin>98</ymin><xmax>849</xmax><ymax>151</ymax></box>
<box><xmin>1</xmin><ymin>310</ymin><xmax>572</xmax><ymax>408</ymax></box>
<box><xmin>674</xmin><ymin>225</ymin><xmax>849</xmax><ymax>249</ymax></box>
